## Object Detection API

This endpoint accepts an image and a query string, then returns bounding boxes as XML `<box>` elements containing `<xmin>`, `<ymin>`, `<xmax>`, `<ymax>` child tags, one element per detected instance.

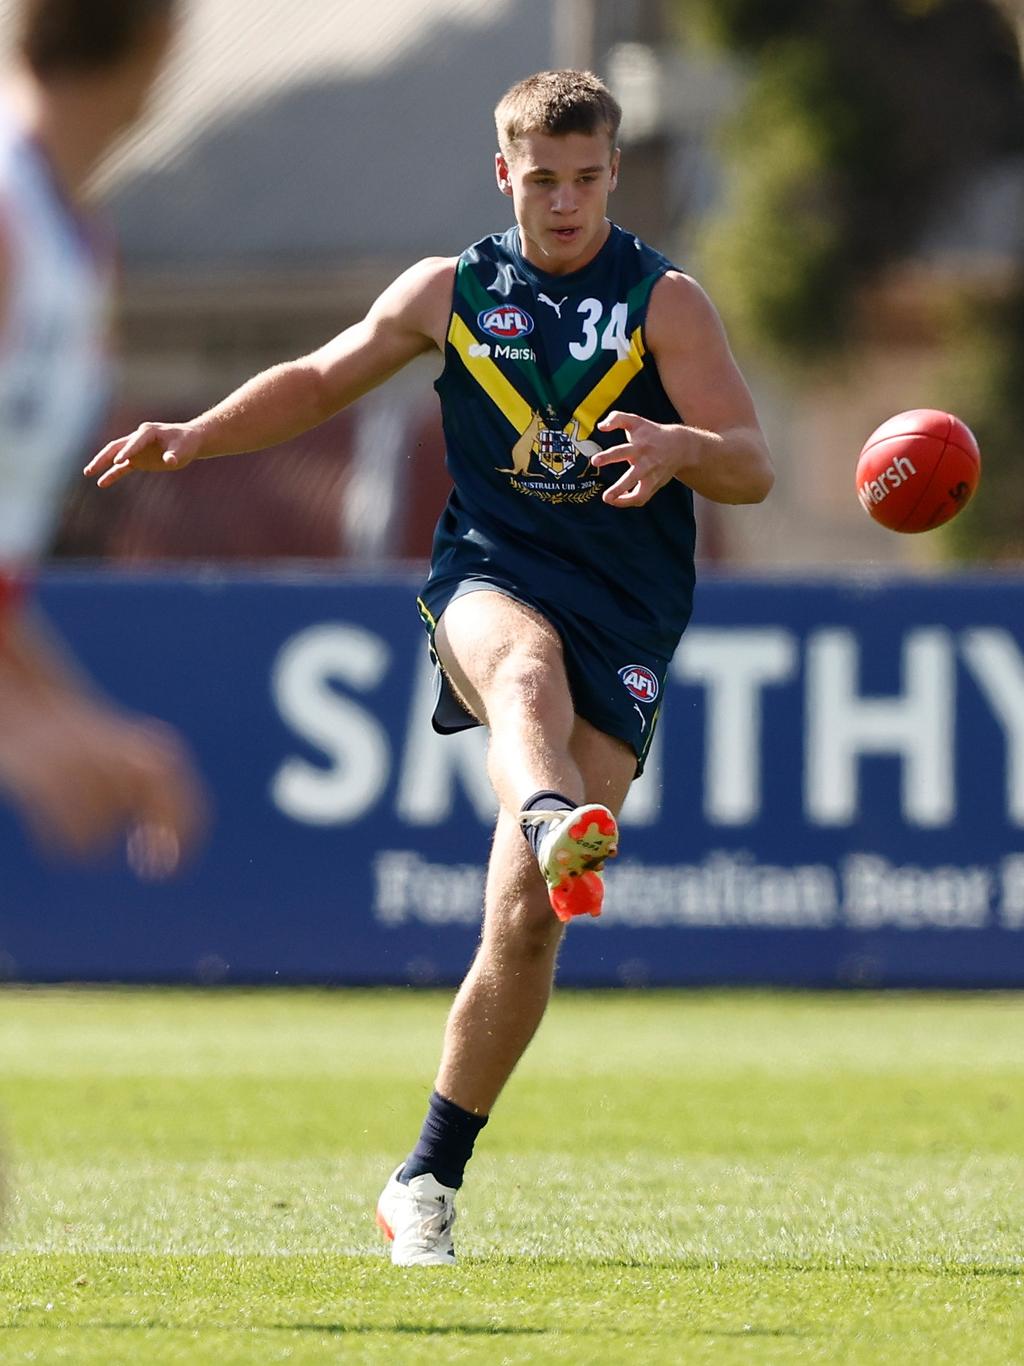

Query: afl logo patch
<box><xmin>619</xmin><ymin>665</ymin><xmax>659</xmax><ymax>703</ymax></box>
<box><xmin>477</xmin><ymin>306</ymin><xmax>534</xmax><ymax>339</ymax></box>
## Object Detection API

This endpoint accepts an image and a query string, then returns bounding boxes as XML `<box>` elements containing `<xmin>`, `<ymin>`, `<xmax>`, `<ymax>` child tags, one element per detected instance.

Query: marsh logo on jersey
<box><xmin>619</xmin><ymin>664</ymin><xmax>659</xmax><ymax>703</ymax></box>
<box><xmin>477</xmin><ymin>306</ymin><xmax>534</xmax><ymax>340</ymax></box>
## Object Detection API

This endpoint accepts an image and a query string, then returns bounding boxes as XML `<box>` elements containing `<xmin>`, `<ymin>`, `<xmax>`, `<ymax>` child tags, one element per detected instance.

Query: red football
<box><xmin>855</xmin><ymin>409</ymin><xmax>981</xmax><ymax>533</ymax></box>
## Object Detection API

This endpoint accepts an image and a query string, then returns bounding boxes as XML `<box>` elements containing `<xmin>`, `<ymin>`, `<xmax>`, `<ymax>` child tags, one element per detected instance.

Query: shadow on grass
<box><xmin>704</xmin><ymin>1326</ymin><xmax>814</xmax><ymax>1339</ymax></box>
<box><xmin>283</xmin><ymin>1324</ymin><xmax>549</xmax><ymax>1336</ymax></box>
<box><xmin>41</xmin><ymin>1322</ymin><xmax>550</xmax><ymax>1337</ymax></box>
<box><xmin>480</xmin><ymin>1256</ymin><xmax>1024</xmax><ymax>1277</ymax></box>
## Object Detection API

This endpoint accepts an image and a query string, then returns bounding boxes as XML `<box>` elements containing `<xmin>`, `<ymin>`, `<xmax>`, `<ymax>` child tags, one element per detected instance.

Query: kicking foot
<box><xmin>375</xmin><ymin>1165</ymin><xmax>457</xmax><ymax>1266</ymax></box>
<box><xmin>520</xmin><ymin>803</ymin><xmax>619</xmax><ymax>922</ymax></box>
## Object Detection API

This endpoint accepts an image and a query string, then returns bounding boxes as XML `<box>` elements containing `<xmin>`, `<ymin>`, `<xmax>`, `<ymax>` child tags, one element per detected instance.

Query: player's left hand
<box><xmin>593</xmin><ymin>411</ymin><xmax>694</xmax><ymax>507</ymax></box>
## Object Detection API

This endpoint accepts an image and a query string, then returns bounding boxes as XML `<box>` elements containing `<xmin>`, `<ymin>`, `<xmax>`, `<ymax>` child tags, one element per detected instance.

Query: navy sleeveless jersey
<box><xmin>423</xmin><ymin>222</ymin><xmax>696</xmax><ymax>659</ymax></box>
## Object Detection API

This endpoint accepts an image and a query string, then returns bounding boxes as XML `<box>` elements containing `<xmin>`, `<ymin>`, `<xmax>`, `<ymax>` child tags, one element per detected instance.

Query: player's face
<box><xmin>496</xmin><ymin>130</ymin><xmax>619</xmax><ymax>276</ymax></box>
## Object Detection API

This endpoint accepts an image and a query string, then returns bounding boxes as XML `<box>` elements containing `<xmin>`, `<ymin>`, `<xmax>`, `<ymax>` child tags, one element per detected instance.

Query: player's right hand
<box><xmin>84</xmin><ymin>421</ymin><xmax>203</xmax><ymax>489</ymax></box>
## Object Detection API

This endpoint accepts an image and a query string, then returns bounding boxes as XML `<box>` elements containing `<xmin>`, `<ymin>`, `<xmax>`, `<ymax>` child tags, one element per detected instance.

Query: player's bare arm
<box><xmin>592</xmin><ymin>271</ymin><xmax>774</xmax><ymax>508</ymax></box>
<box><xmin>85</xmin><ymin>257</ymin><xmax>457</xmax><ymax>489</ymax></box>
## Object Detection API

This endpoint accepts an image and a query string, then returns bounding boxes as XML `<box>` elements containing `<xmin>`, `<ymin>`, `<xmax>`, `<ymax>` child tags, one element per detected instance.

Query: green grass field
<box><xmin>0</xmin><ymin>987</ymin><xmax>1022</xmax><ymax>1363</ymax></box>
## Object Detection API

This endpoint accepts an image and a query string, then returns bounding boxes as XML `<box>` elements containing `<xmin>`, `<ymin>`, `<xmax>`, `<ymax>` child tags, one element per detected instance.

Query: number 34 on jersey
<box><xmin>567</xmin><ymin>298</ymin><xmax>630</xmax><ymax>362</ymax></box>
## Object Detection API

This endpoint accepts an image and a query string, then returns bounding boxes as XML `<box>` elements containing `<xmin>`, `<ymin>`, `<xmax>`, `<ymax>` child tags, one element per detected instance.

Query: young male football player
<box><xmin>86</xmin><ymin>69</ymin><xmax>774</xmax><ymax>1262</ymax></box>
<box><xmin>0</xmin><ymin>0</ymin><xmax>206</xmax><ymax>875</ymax></box>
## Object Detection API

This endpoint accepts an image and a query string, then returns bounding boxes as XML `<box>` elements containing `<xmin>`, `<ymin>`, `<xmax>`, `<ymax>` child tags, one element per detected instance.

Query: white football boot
<box><xmin>520</xmin><ymin>802</ymin><xmax>619</xmax><ymax>921</ymax></box>
<box><xmin>375</xmin><ymin>1165</ymin><xmax>457</xmax><ymax>1266</ymax></box>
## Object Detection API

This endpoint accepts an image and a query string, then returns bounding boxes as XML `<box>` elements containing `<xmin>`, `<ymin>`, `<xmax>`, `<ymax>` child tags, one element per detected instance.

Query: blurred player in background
<box><xmin>0</xmin><ymin>0</ymin><xmax>205</xmax><ymax>876</ymax></box>
<box><xmin>86</xmin><ymin>70</ymin><xmax>773</xmax><ymax>1260</ymax></box>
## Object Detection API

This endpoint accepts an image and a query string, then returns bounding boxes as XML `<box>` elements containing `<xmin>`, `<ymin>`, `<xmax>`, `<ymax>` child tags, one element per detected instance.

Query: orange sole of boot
<box><xmin>568</xmin><ymin>807</ymin><xmax>619</xmax><ymax>850</ymax></box>
<box><xmin>550</xmin><ymin>868</ymin><xmax>605</xmax><ymax>922</ymax></box>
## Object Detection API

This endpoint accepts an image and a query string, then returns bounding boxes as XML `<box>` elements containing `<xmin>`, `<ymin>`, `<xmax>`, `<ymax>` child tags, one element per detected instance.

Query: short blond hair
<box><xmin>495</xmin><ymin>69</ymin><xmax>622</xmax><ymax>160</ymax></box>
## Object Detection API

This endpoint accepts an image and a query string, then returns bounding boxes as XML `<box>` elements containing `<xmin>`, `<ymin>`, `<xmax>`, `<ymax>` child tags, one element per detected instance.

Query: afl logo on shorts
<box><xmin>477</xmin><ymin>306</ymin><xmax>534</xmax><ymax>339</ymax></box>
<box><xmin>619</xmin><ymin>664</ymin><xmax>659</xmax><ymax>703</ymax></box>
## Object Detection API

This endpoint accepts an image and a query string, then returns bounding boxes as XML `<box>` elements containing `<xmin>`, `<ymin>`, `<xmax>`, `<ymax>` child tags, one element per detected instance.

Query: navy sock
<box><xmin>400</xmin><ymin>1090</ymin><xmax>488</xmax><ymax>1190</ymax></box>
<box><xmin>519</xmin><ymin>789</ymin><xmax>575</xmax><ymax>858</ymax></box>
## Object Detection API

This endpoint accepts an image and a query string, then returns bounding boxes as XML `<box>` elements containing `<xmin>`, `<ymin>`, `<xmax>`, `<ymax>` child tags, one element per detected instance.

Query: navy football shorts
<box><xmin>417</xmin><ymin>577</ymin><xmax>670</xmax><ymax>778</ymax></box>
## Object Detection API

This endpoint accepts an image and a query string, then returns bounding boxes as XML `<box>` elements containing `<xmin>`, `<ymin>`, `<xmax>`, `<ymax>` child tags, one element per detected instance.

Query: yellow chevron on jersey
<box><xmin>447</xmin><ymin>312</ymin><xmax>534</xmax><ymax>435</ymax></box>
<box><xmin>450</xmin><ymin>308</ymin><xmax>644</xmax><ymax>456</ymax></box>
<box><xmin>429</xmin><ymin>223</ymin><xmax>698</xmax><ymax>663</ymax></box>
<box><xmin>570</xmin><ymin>325</ymin><xmax>647</xmax><ymax>440</ymax></box>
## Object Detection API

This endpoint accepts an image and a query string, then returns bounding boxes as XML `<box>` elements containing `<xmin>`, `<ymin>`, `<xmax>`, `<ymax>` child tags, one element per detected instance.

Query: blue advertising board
<box><xmin>1</xmin><ymin>568</ymin><xmax>1023</xmax><ymax>987</ymax></box>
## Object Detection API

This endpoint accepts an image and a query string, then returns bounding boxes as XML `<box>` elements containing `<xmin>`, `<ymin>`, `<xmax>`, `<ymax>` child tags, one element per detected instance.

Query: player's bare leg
<box><xmin>435</xmin><ymin>591</ymin><xmax>621</xmax><ymax>919</ymax></box>
<box><xmin>376</xmin><ymin>599</ymin><xmax>636</xmax><ymax>1262</ymax></box>
<box><xmin>435</xmin><ymin>716</ymin><xmax>634</xmax><ymax>1116</ymax></box>
<box><xmin>376</xmin><ymin>807</ymin><xmax>560</xmax><ymax>1263</ymax></box>
<box><xmin>377</xmin><ymin>725</ymin><xmax>632</xmax><ymax>1264</ymax></box>
<box><xmin>433</xmin><ymin>590</ymin><xmax>583</xmax><ymax>812</ymax></box>
<box><xmin>435</xmin><ymin>807</ymin><xmax>562</xmax><ymax>1108</ymax></box>
<box><xmin>430</xmin><ymin>592</ymin><xmax>634</xmax><ymax>1110</ymax></box>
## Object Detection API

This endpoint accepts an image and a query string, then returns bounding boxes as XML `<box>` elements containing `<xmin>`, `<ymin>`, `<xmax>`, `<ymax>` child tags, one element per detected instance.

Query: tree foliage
<box><xmin>676</xmin><ymin>0</ymin><xmax>1024</xmax><ymax>556</ymax></box>
<box><xmin>942</xmin><ymin>287</ymin><xmax>1024</xmax><ymax>559</ymax></box>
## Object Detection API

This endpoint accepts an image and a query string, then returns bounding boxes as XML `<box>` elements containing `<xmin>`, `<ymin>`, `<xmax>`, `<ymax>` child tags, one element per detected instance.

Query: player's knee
<box><xmin>487</xmin><ymin>648</ymin><xmax>565</xmax><ymax>718</ymax></box>
<box><xmin>486</xmin><ymin>899</ymin><xmax>563</xmax><ymax>963</ymax></box>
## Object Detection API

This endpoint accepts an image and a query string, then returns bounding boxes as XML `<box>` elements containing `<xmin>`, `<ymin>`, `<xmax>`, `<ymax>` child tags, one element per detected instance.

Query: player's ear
<box><xmin>608</xmin><ymin>148</ymin><xmax>620</xmax><ymax>193</ymax></box>
<box><xmin>495</xmin><ymin>152</ymin><xmax>513</xmax><ymax>198</ymax></box>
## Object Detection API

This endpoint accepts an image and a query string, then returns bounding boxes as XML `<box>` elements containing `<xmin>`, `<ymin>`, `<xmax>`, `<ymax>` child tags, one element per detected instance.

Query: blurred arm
<box><xmin>0</xmin><ymin>598</ymin><xmax>95</xmax><ymax>697</ymax></box>
<box><xmin>0</xmin><ymin>603</ymin><xmax>208</xmax><ymax>874</ymax></box>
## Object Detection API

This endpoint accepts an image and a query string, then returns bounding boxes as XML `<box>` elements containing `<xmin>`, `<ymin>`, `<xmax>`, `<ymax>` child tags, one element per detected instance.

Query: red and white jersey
<box><xmin>0</xmin><ymin>95</ymin><xmax>111</xmax><ymax>579</ymax></box>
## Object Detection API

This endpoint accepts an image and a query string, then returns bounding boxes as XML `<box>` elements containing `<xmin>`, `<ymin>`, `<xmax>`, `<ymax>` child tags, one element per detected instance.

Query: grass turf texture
<box><xmin>0</xmin><ymin>989</ymin><xmax>1022</xmax><ymax>1363</ymax></box>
